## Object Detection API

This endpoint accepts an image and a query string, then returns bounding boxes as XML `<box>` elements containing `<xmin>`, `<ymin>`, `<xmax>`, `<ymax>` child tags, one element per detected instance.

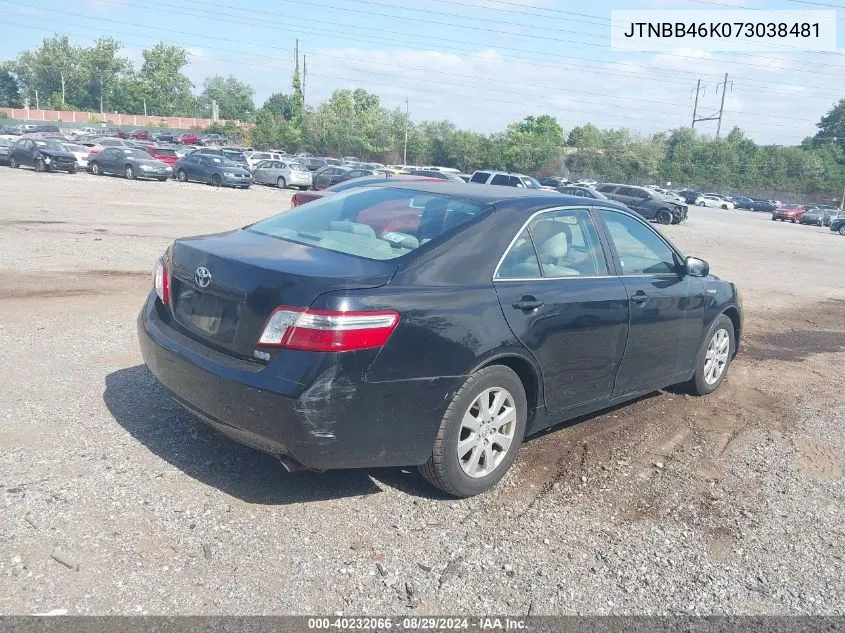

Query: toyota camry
<box><xmin>138</xmin><ymin>183</ymin><xmax>742</xmax><ymax>497</ymax></box>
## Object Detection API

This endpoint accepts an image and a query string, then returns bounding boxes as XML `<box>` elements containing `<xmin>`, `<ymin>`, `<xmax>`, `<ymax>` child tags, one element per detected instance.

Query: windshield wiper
<box><xmin>296</xmin><ymin>231</ymin><xmax>323</xmax><ymax>241</ymax></box>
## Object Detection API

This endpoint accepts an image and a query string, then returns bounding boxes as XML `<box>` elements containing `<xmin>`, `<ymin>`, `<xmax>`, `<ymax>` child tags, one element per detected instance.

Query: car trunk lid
<box><xmin>167</xmin><ymin>230</ymin><xmax>395</xmax><ymax>359</ymax></box>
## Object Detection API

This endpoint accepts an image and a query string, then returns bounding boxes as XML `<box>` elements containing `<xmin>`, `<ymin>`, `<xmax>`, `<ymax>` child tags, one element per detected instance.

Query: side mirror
<box><xmin>684</xmin><ymin>256</ymin><xmax>709</xmax><ymax>277</ymax></box>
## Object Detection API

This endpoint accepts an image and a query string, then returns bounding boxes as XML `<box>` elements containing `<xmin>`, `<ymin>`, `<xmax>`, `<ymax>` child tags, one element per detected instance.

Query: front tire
<box><xmin>90</xmin><ymin>162</ymin><xmax>101</xmax><ymax>176</ymax></box>
<box><xmin>125</xmin><ymin>165</ymin><xmax>135</xmax><ymax>179</ymax></box>
<box><xmin>698</xmin><ymin>201</ymin><xmax>706</xmax><ymax>206</ymax></box>
<box><xmin>211</xmin><ymin>174</ymin><xmax>222</xmax><ymax>187</ymax></box>
<box><xmin>35</xmin><ymin>159</ymin><xmax>44</xmax><ymax>173</ymax></box>
<box><xmin>839</xmin><ymin>225</ymin><xmax>845</xmax><ymax>236</ymax></box>
<box><xmin>177</xmin><ymin>169</ymin><xmax>187</xmax><ymax>182</ymax></box>
<box><xmin>9</xmin><ymin>156</ymin><xmax>18</xmax><ymax>169</ymax></box>
<box><xmin>656</xmin><ymin>209</ymin><xmax>672</xmax><ymax>225</ymax></box>
<box><xmin>277</xmin><ymin>176</ymin><xmax>286</xmax><ymax>189</ymax></box>
<box><xmin>687</xmin><ymin>314</ymin><xmax>734</xmax><ymax>396</ymax></box>
<box><xmin>419</xmin><ymin>365</ymin><xmax>527</xmax><ymax>497</ymax></box>
<box><xmin>69</xmin><ymin>164</ymin><xmax>78</xmax><ymax>174</ymax></box>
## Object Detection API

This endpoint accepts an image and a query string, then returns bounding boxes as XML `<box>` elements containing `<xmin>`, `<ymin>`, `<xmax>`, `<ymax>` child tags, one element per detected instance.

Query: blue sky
<box><xmin>1</xmin><ymin>0</ymin><xmax>843</xmax><ymax>144</ymax></box>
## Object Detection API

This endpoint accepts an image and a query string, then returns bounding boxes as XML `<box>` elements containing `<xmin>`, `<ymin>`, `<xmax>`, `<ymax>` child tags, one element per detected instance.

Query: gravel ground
<box><xmin>1</xmin><ymin>169</ymin><xmax>844</xmax><ymax>615</ymax></box>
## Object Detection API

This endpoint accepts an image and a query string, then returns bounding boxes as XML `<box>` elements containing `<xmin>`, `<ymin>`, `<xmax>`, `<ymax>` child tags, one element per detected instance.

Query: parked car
<box><xmin>696</xmin><ymin>194</ymin><xmax>735</xmax><ymax>209</ymax></box>
<box><xmin>138</xmin><ymin>183</ymin><xmax>741</xmax><ymax>497</ymax></box>
<box><xmin>323</xmin><ymin>157</ymin><xmax>344</xmax><ymax>167</ymax></box>
<box><xmin>301</xmin><ymin>157</ymin><xmax>328</xmax><ymax>172</ymax></box>
<box><xmin>129</xmin><ymin>129</ymin><xmax>150</xmax><ymax>140</ymax></box>
<box><xmin>246</xmin><ymin>151</ymin><xmax>287</xmax><ymax>169</ymax></box>
<box><xmin>0</xmin><ymin>138</ymin><xmax>11</xmax><ymax>164</ymax></box>
<box><xmin>312</xmin><ymin>166</ymin><xmax>375</xmax><ymax>190</ymax></box>
<box><xmin>174</xmin><ymin>153</ymin><xmax>253</xmax><ymax>188</ymax></box>
<box><xmin>799</xmin><ymin>207</ymin><xmax>839</xmax><ymax>227</ymax></box>
<box><xmin>143</xmin><ymin>146</ymin><xmax>179</xmax><ymax>169</ymax></box>
<box><xmin>179</xmin><ymin>133</ymin><xmax>201</xmax><ymax>145</ymax></box>
<box><xmin>538</xmin><ymin>176</ymin><xmax>569</xmax><ymax>188</ymax></box>
<box><xmin>469</xmin><ymin>171</ymin><xmax>545</xmax><ymax>189</ymax></box>
<box><xmin>341</xmin><ymin>156</ymin><xmax>359</xmax><ymax>163</ymax></box>
<box><xmin>597</xmin><ymin>184</ymin><xmax>688</xmax><ymax>224</ymax></box>
<box><xmin>252</xmin><ymin>159</ymin><xmax>313</xmax><ymax>189</ymax></box>
<box><xmin>61</xmin><ymin>142</ymin><xmax>90</xmax><ymax>168</ymax></box>
<box><xmin>191</xmin><ymin>148</ymin><xmax>251</xmax><ymax>172</ymax></box>
<box><xmin>87</xmin><ymin>137</ymin><xmax>133</xmax><ymax>157</ymax></box>
<box><xmin>8</xmin><ymin>138</ymin><xmax>78</xmax><ymax>173</ymax></box>
<box><xmin>152</xmin><ymin>132</ymin><xmax>177</xmax><ymax>143</ymax></box>
<box><xmin>200</xmin><ymin>133</ymin><xmax>225</xmax><ymax>145</ymax></box>
<box><xmin>746</xmin><ymin>198</ymin><xmax>777</xmax><ymax>213</ymax></box>
<box><xmin>772</xmin><ymin>204</ymin><xmax>806</xmax><ymax>222</ymax></box>
<box><xmin>829</xmin><ymin>215</ymin><xmax>845</xmax><ymax>235</ymax></box>
<box><xmin>677</xmin><ymin>189</ymin><xmax>703</xmax><ymax>205</ymax></box>
<box><xmin>410</xmin><ymin>169</ymin><xmax>465</xmax><ymax>182</ymax></box>
<box><xmin>575</xmin><ymin>179</ymin><xmax>597</xmax><ymax>188</ymax></box>
<box><xmin>88</xmin><ymin>147</ymin><xmax>172</xmax><ymax>180</ymax></box>
<box><xmin>731</xmin><ymin>196</ymin><xmax>756</xmax><ymax>210</ymax></box>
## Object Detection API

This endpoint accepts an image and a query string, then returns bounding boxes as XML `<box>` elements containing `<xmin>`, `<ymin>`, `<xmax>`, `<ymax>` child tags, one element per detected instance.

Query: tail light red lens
<box><xmin>291</xmin><ymin>194</ymin><xmax>301</xmax><ymax>207</ymax></box>
<box><xmin>154</xmin><ymin>256</ymin><xmax>170</xmax><ymax>305</ymax></box>
<box><xmin>258</xmin><ymin>307</ymin><xmax>399</xmax><ymax>352</ymax></box>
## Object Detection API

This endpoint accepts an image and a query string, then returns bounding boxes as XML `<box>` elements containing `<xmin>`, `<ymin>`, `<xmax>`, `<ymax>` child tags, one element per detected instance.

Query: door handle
<box><xmin>513</xmin><ymin>297</ymin><xmax>544</xmax><ymax>311</ymax></box>
<box><xmin>630</xmin><ymin>291</ymin><xmax>649</xmax><ymax>304</ymax></box>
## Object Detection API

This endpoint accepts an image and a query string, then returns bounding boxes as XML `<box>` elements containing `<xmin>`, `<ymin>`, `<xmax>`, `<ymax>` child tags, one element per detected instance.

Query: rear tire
<box><xmin>839</xmin><ymin>225</ymin><xmax>845</xmax><ymax>236</ymax></box>
<box><xmin>277</xmin><ymin>176</ymin><xmax>286</xmax><ymax>189</ymax></box>
<box><xmin>9</xmin><ymin>156</ymin><xmax>18</xmax><ymax>169</ymax></box>
<box><xmin>69</xmin><ymin>164</ymin><xmax>78</xmax><ymax>174</ymax></box>
<box><xmin>211</xmin><ymin>174</ymin><xmax>222</xmax><ymax>187</ymax></box>
<box><xmin>687</xmin><ymin>314</ymin><xmax>735</xmax><ymax>396</ymax></box>
<box><xmin>419</xmin><ymin>365</ymin><xmax>527</xmax><ymax>498</ymax></box>
<box><xmin>790</xmin><ymin>219</ymin><xmax>796</xmax><ymax>223</ymax></box>
<box><xmin>90</xmin><ymin>162</ymin><xmax>101</xmax><ymax>176</ymax></box>
<box><xmin>698</xmin><ymin>201</ymin><xmax>706</xmax><ymax>206</ymax></box>
<box><xmin>158</xmin><ymin>177</ymin><xmax>167</xmax><ymax>182</ymax></box>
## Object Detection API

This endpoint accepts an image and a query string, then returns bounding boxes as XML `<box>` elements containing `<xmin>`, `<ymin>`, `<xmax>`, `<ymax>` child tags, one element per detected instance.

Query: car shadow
<box><xmin>103</xmin><ymin>365</ymin><xmax>449</xmax><ymax>504</ymax></box>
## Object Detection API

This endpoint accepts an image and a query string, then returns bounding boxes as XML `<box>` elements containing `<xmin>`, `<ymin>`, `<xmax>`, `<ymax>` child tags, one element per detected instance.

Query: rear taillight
<box><xmin>154</xmin><ymin>256</ymin><xmax>170</xmax><ymax>305</ymax></box>
<box><xmin>258</xmin><ymin>307</ymin><xmax>399</xmax><ymax>352</ymax></box>
<box><xmin>291</xmin><ymin>193</ymin><xmax>301</xmax><ymax>207</ymax></box>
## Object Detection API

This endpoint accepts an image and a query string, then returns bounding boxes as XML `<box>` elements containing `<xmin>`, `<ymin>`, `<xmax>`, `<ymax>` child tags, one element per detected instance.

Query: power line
<box><xmin>1</xmin><ymin>13</ymin><xmax>818</xmax><ymax>131</ymax></box>
<box><xmin>17</xmin><ymin>0</ymin><xmax>845</xmax><ymax>99</ymax></box>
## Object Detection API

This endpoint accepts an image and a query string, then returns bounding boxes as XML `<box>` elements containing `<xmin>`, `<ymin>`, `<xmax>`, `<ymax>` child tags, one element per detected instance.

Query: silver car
<box><xmin>252</xmin><ymin>159</ymin><xmax>313</xmax><ymax>190</ymax></box>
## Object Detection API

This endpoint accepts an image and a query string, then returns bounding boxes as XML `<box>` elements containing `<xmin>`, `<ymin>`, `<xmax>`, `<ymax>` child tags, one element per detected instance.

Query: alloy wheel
<box><xmin>457</xmin><ymin>387</ymin><xmax>517</xmax><ymax>478</ymax></box>
<box><xmin>125</xmin><ymin>165</ymin><xmax>134</xmax><ymax>179</ymax></box>
<box><xmin>704</xmin><ymin>328</ymin><xmax>730</xmax><ymax>385</ymax></box>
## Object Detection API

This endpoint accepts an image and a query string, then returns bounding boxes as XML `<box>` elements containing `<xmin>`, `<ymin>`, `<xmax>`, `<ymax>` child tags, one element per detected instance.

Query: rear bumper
<box><xmin>137</xmin><ymin>294</ymin><xmax>454</xmax><ymax>470</ymax></box>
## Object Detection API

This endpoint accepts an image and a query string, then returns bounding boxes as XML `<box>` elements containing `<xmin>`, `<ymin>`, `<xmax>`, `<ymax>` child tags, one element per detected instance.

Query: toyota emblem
<box><xmin>194</xmin><ymin>266</ymin><xmax>212</xmax><ymax>288</ymax></box>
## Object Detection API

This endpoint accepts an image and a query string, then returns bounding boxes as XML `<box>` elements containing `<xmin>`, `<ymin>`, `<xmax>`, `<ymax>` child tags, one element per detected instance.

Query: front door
<box><xmin>597</xmin><ymin>209</ymin><xmax>706</xmax><ymax>394</ymax></box>
<box><xmin>494</xmin><ymin>208</ymin><xmax>630</xmax><ymax>413</ymax></box>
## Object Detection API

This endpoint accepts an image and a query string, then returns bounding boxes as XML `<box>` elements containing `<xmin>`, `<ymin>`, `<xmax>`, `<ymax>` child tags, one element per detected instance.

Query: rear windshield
<box><xmin>249</xmin><ymin>188</ymin><xmax>486</xmax><ymax>261</ymax></box>
<box><xmin>152</xmin><ymin>148</ymin><xmax>177</xmax><ymax>156</ymax></box>
<box><xmin>223</xmin><ymin>151</ymin><xmax>246</xmax><ymax>162</ymax></box>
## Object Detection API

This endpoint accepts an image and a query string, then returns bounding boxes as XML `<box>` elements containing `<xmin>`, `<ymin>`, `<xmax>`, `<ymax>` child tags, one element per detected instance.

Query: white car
<box><xmin>575</xmin><ymin>179</ymin><xmax>597</xmax><ymax>188</ymax></box>
<box><xmin>246</xmin><ymin>151</ymin><xmax>287</xmax><ymax>169</ymax></box>
<box><xmin>696</xmin><ymin>195</ymin><xmax>735</xmax><ymax>209</ymax></box>
<box><xmin>62</xmin><ymin>142</ymin><xmax>90</xmax><ymax>168</ymax></box>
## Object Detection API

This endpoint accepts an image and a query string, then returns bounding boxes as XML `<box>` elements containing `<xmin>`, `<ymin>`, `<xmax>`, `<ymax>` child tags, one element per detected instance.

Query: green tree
<box><xmin>139</xmin><ymin>43</ymin><xmax>196</xmax><ymax>116</ymax></box>
<box><xmin>81</xmin><ymin>37</ymin><xmax>131</xmax><ymax>113</ymax></box>
<box><xmin>815</xmin><ymin>98</ymin><xmax>845</xmax><ymax>142</ymax></box>
<box><xmin>290</xmin><ymin>61</ymin><xmax>304</xmax><ymax>120</ymax></box>
<box><xmin>262</xmin><ymin>92</ymin><xmax>293</xmax><ymax>120</ymax></box>
<box><xmin>0</xmin><ymin>64</ymin><xmax>21</xmax><ymax>107</ymax></box>
<box><xmin>198</xmin><ymin>75</ymin><xmax>255</xmax><ymax>121</ymax></box>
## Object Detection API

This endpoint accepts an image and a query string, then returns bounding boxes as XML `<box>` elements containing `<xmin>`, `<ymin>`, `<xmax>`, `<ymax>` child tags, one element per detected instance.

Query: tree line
<box><xmin>2</xmin><ymin>35</ymin><xmax>844</xmax><ymax>198</ymax></box>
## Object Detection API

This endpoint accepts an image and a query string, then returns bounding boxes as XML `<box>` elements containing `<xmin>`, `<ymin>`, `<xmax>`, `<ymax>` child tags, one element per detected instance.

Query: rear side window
<box><xmin>597</xmin><ymin>185</ymin><xmax>616</xmax><ymax>193</ymax></box>
<box><xmin>490</xmin><ymin>174</ymin><xmax>510</xmax><ymax>186</ymax></box>
<box><xmin>470</xmin><ymin>171</ymin><xmax>491</xmax><ymax>183</ymax></box>
<box><xmin>496</xmin><ymin>209</ymin><xmax>607</xmax><ymax>279</ymax></box>
<box><xmin>249</xmin><ymin>188</ymin><xmax>486</xmax><ymax>261</ymax></box>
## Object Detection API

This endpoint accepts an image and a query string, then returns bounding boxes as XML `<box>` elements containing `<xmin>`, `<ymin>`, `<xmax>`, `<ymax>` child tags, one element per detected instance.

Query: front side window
<box><xmin>496</xmin><ymin>209</ymin><xmax>608</xmax><ymax>279</ymax></box>
<box><xmin>601</xmin><ymin>211</ymin><xmax>677</xmax><ymax>275</ymax></box>
<box><xmin>249</xmin><ymin>188</ymin><xmax>486</xmax><ymax>261</ymax></box>
<box><xmin>490</xmin><ymin>174</ymin><xmax>510</xmax><ymax>186</ymax></box>
<box><xmin>470</xmin><ymin>171</ymin><xmax>491</xmax><ymax>183</ymax></box>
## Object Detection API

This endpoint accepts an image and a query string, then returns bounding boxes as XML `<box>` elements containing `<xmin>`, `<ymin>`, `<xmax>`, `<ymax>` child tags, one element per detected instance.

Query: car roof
<box><xmin>370</xmin><ymin>181</ymin><xmax>627</xmax><ymax>209</ymax></box>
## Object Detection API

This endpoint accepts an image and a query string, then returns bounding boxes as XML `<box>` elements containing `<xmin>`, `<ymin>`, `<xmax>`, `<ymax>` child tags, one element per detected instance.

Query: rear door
<box><xmin>596</xmin><ymin>209</ymin><xmax>706</xmax><ymax>393</ymax></box>
<box><xmin>493</xmin><ymin>207</ymin><xmax>629</xmax><ymax>413</ymax></box>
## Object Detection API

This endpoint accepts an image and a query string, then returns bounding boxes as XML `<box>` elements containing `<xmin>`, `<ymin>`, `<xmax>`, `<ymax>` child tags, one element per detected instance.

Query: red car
<box><xmin>772</xmin><ymin>204</ymin><xmax>806</xmax><ymax>222</ymax></box>
<box><xmin>129</xmin><ymin>129</ymin><xmax>150</xmax><ymax>140</ymax></box>
<box><xmin>143</xmin><ymin>146</ymin><xmax>178</xmax><ymax>169</ymax></box>
<box><xmin>291</xmin><ymin>175</ymin><xmax>444</xmax><ymax>207</ymax></box>
<box><xmin>179</xmin><ymin>133</ymin><xmax>200</xmax><ymax>145</ymax></box>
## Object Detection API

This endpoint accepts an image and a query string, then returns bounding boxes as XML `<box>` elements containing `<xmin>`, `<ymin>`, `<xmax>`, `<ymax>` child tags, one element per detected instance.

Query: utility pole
<box><xmin>143</xmin><ymin>99</ymin><xmax>147</xmax><ymax>117</ymax></box>
<box><xmin>716</xmin><ymin>73</ymin><xmax>731</xmax><ymax>138</ymax></box>
<box><xmin>691</xmin><ymin>79</ymin><xmax>701</xmax><ymax>129</ymax></box>
<box><xmin>61</xmin><ymin>71</ymin><xmax>65</xmax><ymax>105</ymax></box>
<box><xmin>403</xmin><ymin>97</ymin><xmax>409</xmax><ymax>165</ymax></box>
<box><xmin>303</xmin><ymin>54</ymin><xmax>307</xmax><ymax>107</ymax></box>
<box><xmin>35</xmin><ymin>90</ymin><xmax>39</xmax><ymax>109</ymax></box>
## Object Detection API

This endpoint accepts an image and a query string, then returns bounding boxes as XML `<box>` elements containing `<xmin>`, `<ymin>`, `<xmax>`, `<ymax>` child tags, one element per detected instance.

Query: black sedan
<box><xmin>746</xmin><ymin>198</ymin><xmax>777</xmax><ymax>213</ymax></box>
<box><xmin>312</xmin><ymin>166</ymin><xmax>376</xmax><ymax>190</ymax></box>
<box><xmin>597</xmin><ymin>184</ymin><xmax>688</xmax><ymax>224</ymax></box>
<box><xmin>800</xmin><ymin>207</ymin><xmax>839</xmax><ymax>227</ymax></box>
<box><xmin>138</xmin><ymin>184</ymin><xmax>742</xmax><ymax>497</ymax></box>
<box><xmin>8</xmin><ymin>138</ymin><xmax>78</xmax><ymax>173</ymax></box>
<box><xmin>830</xmin><ymin>215</ymin><xmax>845</xmax><ymax>235</ymax></box>
<box><xmin>174</xmin><ymin>153</ymin><xmax>253</xmax><ymax>188</ymax></box>
<box><xmin>88</xmin><ymin>147</ymin><xmax>172</xmax><ymax>180</ymax></box>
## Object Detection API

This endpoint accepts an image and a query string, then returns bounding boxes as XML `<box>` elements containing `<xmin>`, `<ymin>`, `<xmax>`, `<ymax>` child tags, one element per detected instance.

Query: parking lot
<box><xmin>1</xmin><ymin>168</ymin><xmax>844</xmax><ymax>615</ymax></box>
